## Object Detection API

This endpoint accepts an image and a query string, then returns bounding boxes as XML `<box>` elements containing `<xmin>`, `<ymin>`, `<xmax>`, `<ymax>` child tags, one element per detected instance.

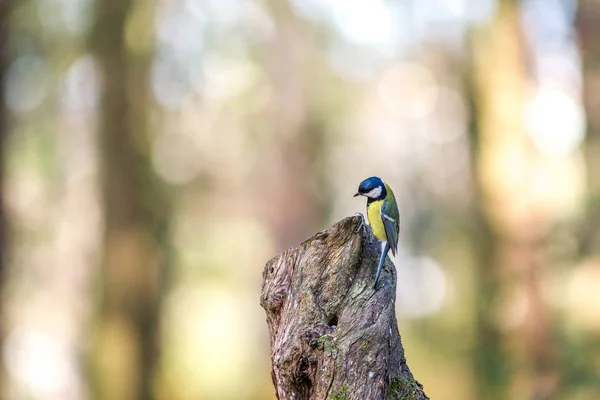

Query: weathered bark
<box><xmin>260</xmin><ymin>216</ymin><xmax>428</xmax><ymax>400</ymax></box>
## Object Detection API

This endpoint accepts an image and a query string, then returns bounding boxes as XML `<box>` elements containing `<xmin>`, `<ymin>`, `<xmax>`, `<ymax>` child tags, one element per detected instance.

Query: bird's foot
<box><xmin>354</xmin><ymin>212</ymin><xmax>365</xmax><ymax>233</ymax></box>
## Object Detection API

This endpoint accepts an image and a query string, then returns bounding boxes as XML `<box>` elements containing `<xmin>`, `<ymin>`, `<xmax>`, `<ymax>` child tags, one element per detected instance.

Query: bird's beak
<box><xmin>353</xmin><ymin>192</ymin><xmax>360</xmax><ymax>197</ymax></box>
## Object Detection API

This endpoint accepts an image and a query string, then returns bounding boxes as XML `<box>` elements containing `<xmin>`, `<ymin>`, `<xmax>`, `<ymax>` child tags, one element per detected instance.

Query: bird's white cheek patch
<box><xmin>366</xmin><ymin>187</ymin><xmax>382</xmax><ymax>198</ymax></box>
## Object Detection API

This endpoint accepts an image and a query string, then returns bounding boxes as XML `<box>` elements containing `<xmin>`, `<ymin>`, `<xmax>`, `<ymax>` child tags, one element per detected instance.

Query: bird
<box><xmin>354</xmin><ymin>176</ymin><xmax>399</xmax><ymax>289</ymax></box>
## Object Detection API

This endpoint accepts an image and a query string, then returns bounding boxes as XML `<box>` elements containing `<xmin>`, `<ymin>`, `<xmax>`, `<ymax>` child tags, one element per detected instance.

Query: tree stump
<box><xmin>260</xmin><ymin>216</ymin><xmax>429</xmax><ymax>400</ymax></box>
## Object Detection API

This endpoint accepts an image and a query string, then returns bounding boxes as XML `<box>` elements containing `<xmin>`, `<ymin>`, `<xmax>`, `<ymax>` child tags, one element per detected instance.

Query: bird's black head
<box><xmin>354</xmin><ymin>176</ymin><xmax>386</xmax><ymax>201</ymax></box>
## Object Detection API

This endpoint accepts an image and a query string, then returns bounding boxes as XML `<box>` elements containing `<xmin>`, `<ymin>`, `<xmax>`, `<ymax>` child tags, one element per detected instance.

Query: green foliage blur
<box><xmin>1</xmin><ymin>0</ymin><xmax>600</xmax><ymax>399</ymax></box>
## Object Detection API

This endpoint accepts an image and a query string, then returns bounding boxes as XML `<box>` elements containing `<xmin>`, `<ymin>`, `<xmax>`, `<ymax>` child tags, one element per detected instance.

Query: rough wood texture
<box><xmin>261</xmin><ymin>216</ymin><xmax>428</xmax><ymax>400</ymax></box>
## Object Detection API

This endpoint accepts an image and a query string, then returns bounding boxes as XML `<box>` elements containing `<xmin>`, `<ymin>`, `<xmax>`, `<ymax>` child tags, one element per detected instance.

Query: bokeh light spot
<box><xmin>524</xmin><ymin>89</ymin><xmax>585</xmax><ymax>156</ymax></box>
<box><xmin>3</xmin><ymin>56</ymin><xmax>48</xmax><ymax>114</ymax></box>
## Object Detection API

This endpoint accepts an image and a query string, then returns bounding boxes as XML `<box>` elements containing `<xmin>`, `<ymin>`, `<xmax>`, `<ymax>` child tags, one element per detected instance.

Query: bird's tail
<box><xmin>373</xmin><ymin>241</ymin><xmax>390</xmax><ymax>290</ymax></box>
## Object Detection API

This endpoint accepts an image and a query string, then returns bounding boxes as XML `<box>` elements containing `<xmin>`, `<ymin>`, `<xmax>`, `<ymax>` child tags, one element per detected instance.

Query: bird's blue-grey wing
<box><xmin>381</xmin><ymin>199</ymin><xmax>399</xmax><ymax>256</ymax></box>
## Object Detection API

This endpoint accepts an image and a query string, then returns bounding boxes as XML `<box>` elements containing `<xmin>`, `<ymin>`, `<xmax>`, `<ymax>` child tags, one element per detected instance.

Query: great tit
<box><xmin>354</xmin><ymin>176</ymin><xmax>399</xmax><ymax>289</ymax></box>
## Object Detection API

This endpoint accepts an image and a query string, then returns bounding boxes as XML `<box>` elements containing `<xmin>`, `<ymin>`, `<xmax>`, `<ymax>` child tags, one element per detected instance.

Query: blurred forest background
<box><xmin>0</xmin><ymin>0</ymin><xmax>599</xmax><ymax>399</ymax></box>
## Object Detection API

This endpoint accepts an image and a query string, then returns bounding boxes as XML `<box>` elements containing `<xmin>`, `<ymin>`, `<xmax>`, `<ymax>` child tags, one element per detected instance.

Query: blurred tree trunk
<box><xmin>0</xmin><ymin>0</ymin><xmax>8</xmax><ymax>293</ymax></box>
<box><xmin>92</xmin><ymin>1</ymin><xmax>169</xmax><ymax>399</ymax></box>
<box><xmin>256</xmin><ymin>0</ymin><xmax>329</xmax><ymax>250</ymax></box>
<box><xmin>576</xmin><ymin>0</ymin><xmax>600</xmax><ymax>254</ymax></box>
<box><xmin>467</xmin><ymin>3</ymin><xmax>520</xmax><ymax>396</ymax></box>
<box><xmin>573</xmin><ymin>4</ymin><xmax>600</xmax><ymax>398</ymax></box>
<box><xmin>466</xmin><ymin>57</ymin><xmax>508</xmax><ymax>400</ymax></box>
<box><xmin>469</xmin><ymin>0</ymin><xmax>556</xmax><ymax>399</ymax></box>
<box><xmin>0</xmin><ymin>0</ymin><xmax>8</xmax><ymax>386</ymax></box>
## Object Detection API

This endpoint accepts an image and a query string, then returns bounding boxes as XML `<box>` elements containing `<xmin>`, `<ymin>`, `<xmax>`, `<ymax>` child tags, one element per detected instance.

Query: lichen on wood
<box><xmin>260</xmin><ymin>216</ymin><xmax>429</xmax><ymax>399</ymax></box>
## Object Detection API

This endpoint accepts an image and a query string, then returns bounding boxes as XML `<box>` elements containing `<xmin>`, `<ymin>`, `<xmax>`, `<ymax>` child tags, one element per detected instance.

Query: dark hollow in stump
<box><xmin>260</xmin><ymin>216</ymin><xmax>429</xmax><ymax>400</ymax></box>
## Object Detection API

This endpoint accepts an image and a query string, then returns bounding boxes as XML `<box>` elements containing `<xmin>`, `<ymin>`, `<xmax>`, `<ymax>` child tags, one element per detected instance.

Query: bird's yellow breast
<box><xmin>367</xmin><ymin>200</ymin><xmax>387</xmax><ymax>242</ymax></box>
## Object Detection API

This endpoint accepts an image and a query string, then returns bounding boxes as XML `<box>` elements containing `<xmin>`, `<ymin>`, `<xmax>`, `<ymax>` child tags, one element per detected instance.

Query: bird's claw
<box><xmin>354</xmin><ymin>212</ymin><xmax>365</xmax><ymax>233</ymax></box>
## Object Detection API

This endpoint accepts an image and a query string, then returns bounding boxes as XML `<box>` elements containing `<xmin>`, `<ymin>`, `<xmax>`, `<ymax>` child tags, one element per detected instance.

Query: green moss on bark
<box><xmin>387</xmin><ymin>376</ymin><xmax>424</xmax><ymax>400</ymax></box>
<box><xmin>329</xmin><ymin>384</ymin><xmax>350</xmax><ymax>400</ymax></box>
